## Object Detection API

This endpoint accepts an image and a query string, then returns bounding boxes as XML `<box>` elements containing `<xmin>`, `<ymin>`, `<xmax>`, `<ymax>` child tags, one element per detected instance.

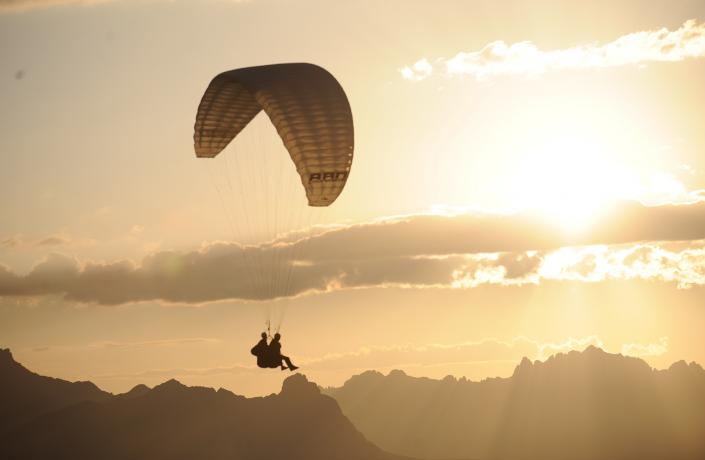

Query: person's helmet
<box><xmin>261</xmin><ymin>332</ymin><xmax>268</xmax><ymax>339</ymax></box>
<box><xmin>274</xmin><ymin>333</ymin><xmax>281</xmax><ymax>340</ymax></box>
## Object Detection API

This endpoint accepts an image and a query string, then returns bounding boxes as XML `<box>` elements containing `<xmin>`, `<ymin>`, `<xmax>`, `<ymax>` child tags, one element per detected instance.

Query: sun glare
<box><xmin>509</xmin><ymin>135</ymin><xmax>636</xmax><ymax>233</ymax></box>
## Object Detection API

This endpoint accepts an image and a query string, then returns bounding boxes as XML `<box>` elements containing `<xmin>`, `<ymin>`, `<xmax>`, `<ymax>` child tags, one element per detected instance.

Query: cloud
<box><xmin>89</xmin><ymin>337</ymin><xmax>220</xmax><ymax>349</ymax></box>
<box><xmin>401</xmin><ymin>19</ymin><xmax>705</xmax><ymax>81</ymax></box>
<box><xmin>30</xmin><ymin>337</ymin><xmax>220</xmax><ymax>353</ymax></box>
<box><xmin>400</xmin><ymin>58</ymin><xmax>433</xmax><ymax>81</ymax></box>
<box><xmin>535</xmin><ymin>336</ymin><xmax>605</xmax><ymax>360</ymax></box>
<box><xmin>1</xmin><ymin>233</ymin><xmax>71</xmax><ymax>249</ymax></box>
<box><xmin>302</xmin><ymin>337</ymin><xmax>539</xmax><ymax>372</ymax></box>
<box><xmin>0</xmin><ymin>263</ymin><xmax>25</xmax><ymax>292</ymax></box>
<box><xmin>1</xmin><ymin>236</ymin><xmax>22</xmax><ymax>249</ymax></box>
<box><xmin>91</xmin><ymin>363</ymin><xmax>256</xmax><ymax>382</ymax></box>
<box><xmin>76</xmin><ymin>336</ymin><xmax>670</xmax><ymax>391</ymax></box>
<box><xmin>621</xmin><ymin>337</ymin><xmax>669</xmax><ymax>357</ymax></box>
<box><xmin>88</xmin><ymin>336</ymin><xmax>625</xmax><ymax>382</ymax></box>
<box><xmin>252</xmin><ymin>336</ymin><xmax>667</xmax><ymax>374</ymax></box>
<box><xmin>2</xmin><ymin>200</ymin><xmax>705</xmax><ymax>304</ymax></box>
<box><xmin>34</xmin><ymin>235</ymin><xmax>71</xmax><ymax>247</ymax></box>
<box><xmin>537</xmin><ymin>243</ymin><xmax>705</xmax><ymax>288</ymax></box>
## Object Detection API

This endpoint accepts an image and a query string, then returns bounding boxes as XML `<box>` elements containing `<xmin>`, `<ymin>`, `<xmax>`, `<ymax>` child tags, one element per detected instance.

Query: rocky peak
<box><xmin>280</xmin><ymin>373</ymin><xmax>320</xmax><ymax>398</ymax></box>
<box><xmin>0</xmin><ymin>348</ymin><xmax>16</xmax><ymax>367</ymax></box>
<box><xmin>512</xmin><ymin>356</ymin><xmax>533</xmax><ymax>376</ymax></box>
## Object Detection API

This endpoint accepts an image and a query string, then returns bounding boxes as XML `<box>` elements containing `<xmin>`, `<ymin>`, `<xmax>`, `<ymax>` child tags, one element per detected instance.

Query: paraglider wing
<box><xmin>194</xmin><ymin>78</ymin><xmax>262</xmax><ymax>159</ymax></box>
<box><xmin>194</xmin><ymin>63</ymin><xmax>354</xmax><ymax>206</ymax></box>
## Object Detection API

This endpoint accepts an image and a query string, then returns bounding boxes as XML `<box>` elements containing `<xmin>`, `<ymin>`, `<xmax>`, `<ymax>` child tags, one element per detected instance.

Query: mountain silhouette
<box><xmin>325</xmin><ymin>346</ymin><xmax>705</xmax><ymax>460</ymax></box>
<box><xmin>0</xmin><ymin>348</ymin><xmax>111</xmax><ymax>433</ymax></box>
<box><xmin>4</xmin><ymin>346</ymin><xmax>704</xmax><ymax>460</ymax></box>
<box><xmin>0</xmin><ymin>349</ymin><xmax>406</xmax><ymax>460</ymax></box>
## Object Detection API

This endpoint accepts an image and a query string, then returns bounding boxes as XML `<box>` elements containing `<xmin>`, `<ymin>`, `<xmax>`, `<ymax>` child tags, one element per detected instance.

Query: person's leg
<box><xmin>282</xmin><ymin>355</ymin><xmax>298</xmax><ymax>371</ymax></box>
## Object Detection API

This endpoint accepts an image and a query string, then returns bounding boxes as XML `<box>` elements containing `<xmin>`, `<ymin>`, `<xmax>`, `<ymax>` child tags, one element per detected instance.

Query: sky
<box><xmin>2</xmin><ymin>0</ymin><xmax>705</xmax><ymax>396</ymax></box>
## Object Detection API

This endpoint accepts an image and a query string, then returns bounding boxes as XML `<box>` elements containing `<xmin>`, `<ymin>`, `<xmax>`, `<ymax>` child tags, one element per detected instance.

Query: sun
<box><xmin>508</xmin><ymin>135</ymin><xmax>637</xmax><ymax>233</ymax></box>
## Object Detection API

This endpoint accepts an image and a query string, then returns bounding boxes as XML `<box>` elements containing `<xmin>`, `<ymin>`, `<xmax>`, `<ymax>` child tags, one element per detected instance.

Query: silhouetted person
<box><xmin>268</xmin><ymin>333</ymin><xmax>298</xmax><ymax>371</ymax></box>
<box><xmin>250</xmin><ymin>332</ymin><xmax>271</xmax><ymax>369</ymax></box>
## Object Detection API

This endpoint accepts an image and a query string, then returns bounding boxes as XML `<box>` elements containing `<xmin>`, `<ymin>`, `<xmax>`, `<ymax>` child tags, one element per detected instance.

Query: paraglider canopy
<box><xmin>194</xmin><ymin>63</ymin><xmax>354</xmax><ymax>207</ymax></box>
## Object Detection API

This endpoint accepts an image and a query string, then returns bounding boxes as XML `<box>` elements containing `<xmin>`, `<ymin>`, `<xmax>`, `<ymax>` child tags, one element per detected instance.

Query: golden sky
<box><xmin>2</xmin><ymin>0</ymin><xmax>705</xmax><ymax>396</ymax></box>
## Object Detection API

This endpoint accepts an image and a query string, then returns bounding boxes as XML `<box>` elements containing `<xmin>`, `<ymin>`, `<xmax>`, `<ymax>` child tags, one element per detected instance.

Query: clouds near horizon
<box><xmin>300</xmin><ymin>335</ymin><xmax>669</xmax><ymax>373</ymax></box>
<box><xmin>78</xmin><ymin>335</ymin><xmax>671</xmax><ymax>388</ymax></box>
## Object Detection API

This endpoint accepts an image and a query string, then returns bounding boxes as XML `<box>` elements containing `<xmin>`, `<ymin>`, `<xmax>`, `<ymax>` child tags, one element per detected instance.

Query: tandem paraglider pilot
<box><xmin>251</xmin><ymin>332</ymin><xmax>299</xmax><ymax>371</ymax></box>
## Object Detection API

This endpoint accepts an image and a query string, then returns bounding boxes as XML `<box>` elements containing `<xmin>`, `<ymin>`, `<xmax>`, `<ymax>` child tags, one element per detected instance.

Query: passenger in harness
<box><xmin>268</xmin><ymin>333</ymin><xmax>299</xmax><ymax>371</ymax></box>
<box><xmin>250</xmin><ymin>332</ymin><xmax>271</xmax><ymax>368</ymax></box>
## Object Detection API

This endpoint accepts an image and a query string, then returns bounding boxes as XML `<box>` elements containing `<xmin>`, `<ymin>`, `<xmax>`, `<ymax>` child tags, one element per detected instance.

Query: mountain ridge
<box><xmin>0</xmin><ymin>348</ymin><xmax>407</xmax><ymax>460</ymax></box>
<box><xmin>4</xmin><ymin>346</ymin><xmax>705</xmax><ymax>459</ymax></box>
<box><xmin>0</xmin><ymin>348</ymin><xmax>112</xmax><ymax>433</ymax></box>
<box><xmin>325</xmin><ymin>345</ymin><xmax>705</xmax><ymax>460</ymax></box>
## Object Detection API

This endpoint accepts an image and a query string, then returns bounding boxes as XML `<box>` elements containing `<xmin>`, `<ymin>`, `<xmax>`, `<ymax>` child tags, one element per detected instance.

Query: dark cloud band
<box><xmin>1</xmin><ymin>200</ymin><xmax>705</xmax><ymax>304</ymax></box>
